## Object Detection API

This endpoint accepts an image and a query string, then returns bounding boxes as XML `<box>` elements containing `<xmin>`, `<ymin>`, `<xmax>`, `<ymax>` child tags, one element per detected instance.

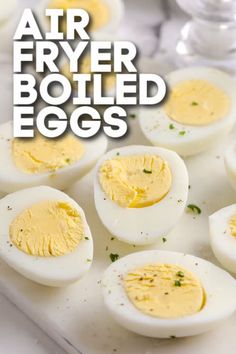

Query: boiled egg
<box><xmin>0</xmin><ymin>186</ymin><xmax>93</xmax><ymax>286</ymax></box>
<box><xmin>0</xmin><ymin>120</ymin><xmax>107</xmax><ymax>193</ymax></box>
<box><xmin>94</xmin><ymin>145</ymin><xmax>189</xmax><ymax>245</ymax></box>
<box><xmin>102</xmin><ymin>250</ymin><xmax>236</xmax><ymax>338</ymax></box>
<box><xmin>209</xmin><ymin>204</ymin><xmax>236</xmax><ymax>274</ymax></box>
<box><xmin>225</xmin><ymin>141</ymin><xmax>236</xmax><ymax>191</ymax></box>
<box><xmin>38</xmin><ymin>0</ymin><xmax>124</xmax><ymax>35</ymax></box>
<box><xmin>139</xmin><ymin>67</ymin><xmax>236</xmax><ymax>157</ymax></box>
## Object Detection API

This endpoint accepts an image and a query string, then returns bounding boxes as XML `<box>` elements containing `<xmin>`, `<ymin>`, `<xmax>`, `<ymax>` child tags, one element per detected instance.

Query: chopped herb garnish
<box><xmin>174</xmin><ymin>280</ymin><xmax>181</xmax><ymax>287</ymax></box>
<box><xmin>176</xmin><ymin>271</ymin><xmax>184</xmax><ymax>278</ymax></box>
<box><xmin>105</xmin><ymin>246</ymin><xmax>108</xmax><ymax>251</ymax></box>
<box><xmin>87</xmin><ymin>258</ymin><xmax>92</xmax><ymax>262</ymax></box>
<box><xmin>169</xmin><ymin>123</ymin><xmax>175</xmax><ymax>130</ymax></box>
<box><xmin>191</xmin><ymin>101</ymin><xmax>198</xmax><ymax>106</ymax></box>
<box><xmin>164</xmin><ymin>292</ymin><xmax>169</xmax><ymax>295</ymax></box>
<box><xmin>110</xmin><ymin>253</ymin><xmax>119</xmax><ymax>262</ymax></box>
<box><xmin>65</xmin><ymin>158</ymin><xmax>71</xmax><ymax>163</ymax></box>
<box><xmin>143</xmin><ymin>169</ymin><xmax>152</xmax><ymax>174</ymax></box>
<box><xmin>162</xmin><ymin>237</ymin><xmax>167</xmax><ymax>243</ymax></box>
<box><xmin>187</xmin><ymin>204</ymin><xmax>201</xmax><ymax>215</ymax></box>
<box><xmin>129</xmin><ymin>114</ymin><xmax>136</xmax><ymax>119</ymax></box>
<box><xmin>170</xmin><ymin>335</ymin><xmax>176</xmax><ymax>339</ymax></box>
<box><xmin>116</xmin><ymin>152</ymin><xmax>120</xmax><ymax>156</ymax></box>
<box><xmin>85</xmin><ymin>237</ymin><xmax>89</xmax><ymax>240</ymax></box>
<box><xmin>111</xmin><ymin>237</ymin><xmax>115</xmax><ymax>241</ymax></box>
<box><xmin>179</xmin><ymin>131</ymin><xmax>186</xmax><ymax>136</ymax></box>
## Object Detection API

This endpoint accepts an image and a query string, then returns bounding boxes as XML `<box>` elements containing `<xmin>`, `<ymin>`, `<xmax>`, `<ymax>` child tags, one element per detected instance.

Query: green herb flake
<box><xmin>179</xmin><ymin>131</ymin><xmax>186</xmax><ymax>136</ymax></box>
<box><xmin>170</xmin><ymin>335</ymin><xmax>176</xmax><ymax>339</ymax></box>
<box><xmin>187</xmin><ymin>204</ymin><xmax>201</xmax><ymax>215</ymax></box>
<box><xmin>169</xmin><ymin>123</ymin><xmax>175</xmax><ymax>130</ymax></box>
<box><xmin>174</xmin><ymin>280</ymin><xmax>181</xmax><ymax>287</ymax></box>
<box><xmin>176</xmin><ymin>271</ymin><xmax>184</xmax><ymax>278</ymax></box>
<box><xmin>87</xmin><ymin>258</ymin><xmax>92</xmax><ymax>262</ymax></box>
<box><xmin>143</xmin><ymin>169</ymin><xmax>152</xmax><ymax>174</ymax></box>
<box><xmin>110</xmin><ymin>253</ymin><xmax>119</xmax><ymax>263</ymax></box>
<box><xmin>129</xmin><ymin>114</ymin><xmax>136</xmax><ymax>119</ymax></box>
<box><xmin>65</xmin><ymin>158</ymin><xmax>71</xmax><ymax>163</ymax></box>
<box><xmin>85</xmin><ymin>237</ymin><xmax>89</xmax><ymax>240</ymax></box>
<box><xmin>116</xmin><ymin>152</ymin><xmax>120</xmax><ymax>156</ymax></box>
<box><xmin>191</xmin><ymin>101</ymin><xmax>198</xmax><ymax>106</ymax></box>
<box><xmin>162</xmin><ymin>237</ymin><xmax>167</xmax><ymax>243</ymax></box>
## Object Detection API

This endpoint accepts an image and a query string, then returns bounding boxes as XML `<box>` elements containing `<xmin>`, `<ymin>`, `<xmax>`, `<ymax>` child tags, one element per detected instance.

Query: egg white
<box><xmin>94</xmin><ymin>145</ymin><xmax>189</xmax><ymax>245</ymax></box>
<box><xmin>225</xmin><ymin>142</ymin><xmax>236</xmax><ymax>191</ymax></box>
<box><xmin>0</xmin><ymin>0</ymin><xmax>17</xmax><ymax>24</ymax></box>
<box><xmin>102</xmin><ymin>250</ymin><xmax>236</xmax><ymax>338</ymax></box>
<box><xmin>139</xmin><ymin>67</ymin><xmax>236</xmax><ymax>157</ymax></box>
<box><xmin>209</xmin><ymin>204</ymin><xmax>236</xmax><ymax>274</ymax></box>
<box><xmin>0</xmin><ymin>186</ymin><xmax>93</xmax><ymax>286</ymax></box>
<box><xmin>0</xmin><ymin>120</ymin><xmax>107</xmax><ymax>193</ymax></box>
<box><xmin>37</xmin><ymin>0</ymin><xmax>124</xmax><ymax>36</ymax></box>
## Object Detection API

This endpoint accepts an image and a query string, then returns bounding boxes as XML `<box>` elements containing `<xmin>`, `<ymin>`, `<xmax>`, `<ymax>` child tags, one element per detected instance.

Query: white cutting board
<box><xmin>0</xmin><ymin>57</ymin><xmax>236</xmax><ymax>354</ymax></box>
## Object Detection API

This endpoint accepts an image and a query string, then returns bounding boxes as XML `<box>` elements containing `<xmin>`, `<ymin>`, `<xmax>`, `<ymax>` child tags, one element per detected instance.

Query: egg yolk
<box><xmin>10</xmin><ymin>200</ymin><xmax>85</xmax><ymax>257</ymax></box>
<box><xmin>124</xmin><ymin>264</ymin><xmax>205</xmax><ymax>319</ymax></box>
<box><xmin>12</xmin><ymin>134</ymin><xmax>84</xmax><ymax>174</ymax></box>
<box><xmin>229</xmin><ymin>214</ymin><xmax>236</xmax><ymax>237</ymax></box>
<box><xmin>48</xmin><ymin>0</ymin><xmax>110</xmax><ymax>31</ymax></box>
<box><xmin>61</xmin><ymin>55</ymin><xmax>116</xmax><ymax>93</ymax></box>
<box><xmin>164</xmin><ymin>80</ymin><xmax>230</xmax><ymax>126</ymax></box>
<box><xmin>99</xmin><ymin>155</ymin><xmax>172</xmax><ymax>208</ymax></box>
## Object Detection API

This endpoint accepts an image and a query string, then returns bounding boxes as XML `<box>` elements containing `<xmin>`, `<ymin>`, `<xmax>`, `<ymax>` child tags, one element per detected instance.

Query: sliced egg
<box><xmin>0</xmin><ymin>121</ymin><xmax>107</xmax><ymax>193</ymax></box>
<box><xmin>139</xmin><ymin>67</ymin><xmax>236</xmax><ymax>157</ymax></box>
<box><xmin>102</xmin><ymin>250</ymin><xmax>236</xmax><ymax>338</ymax></box>
<box><xmin>94</xmin><ymin>145</ymin><xmax>189</xmax><ymax>245</ymax></box>
<box><xmin>38</xmin><ymin>0</ymin><xmax>124</xmax><ymax>35</ymax></box>
<box><xmin>0</xmin><ymin>186</ymin><xmax>93</xmax><ymax>286</ymax></box>
<box><xmin>209</xmin><ymin>204</ymin><xmax>236</xmax><ymax>274</ymax></box>
<box><xmin>225</xmin><ymin>141</ymin><xmax>236</xmax><ymax>191</ymax></box>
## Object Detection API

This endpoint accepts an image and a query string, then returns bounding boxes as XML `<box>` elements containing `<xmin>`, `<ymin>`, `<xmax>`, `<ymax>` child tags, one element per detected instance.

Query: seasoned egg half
<box><xmin>139</xmin><ymin>67</ymin><xmax>236</xmax><ymax>157</ymax></box>
<box><xmin>225</xmin><ymin>141</ymin><xmax>236</xmax><ymax>191</ymax></box>
<box><xmin>209</xmin><ymin>204</ymin><xmax>236</xmax><ymax>274</ymax></box>
<box><xmin>102</xmin><ymin>250</ymin><xmax>236</xmax><ymax>338</ymax></box>
<box><xmin>0</xmin><ymin>186</ymin><xmax>93</xmax><ymax>286</ymax></box>
<box><xmin>0</xmin><ymin>121</ymin><xmax>107</xmax><ymax>193</ymax></box>
<box><xmin>94</xmin><ymin>145</ymin><xmax>189</xmax><ymax>245</ymax></box>
<box><xmin>38</xmin><ymin>0</ymin><xmax>124</xmax><ymax>35</ymax></box>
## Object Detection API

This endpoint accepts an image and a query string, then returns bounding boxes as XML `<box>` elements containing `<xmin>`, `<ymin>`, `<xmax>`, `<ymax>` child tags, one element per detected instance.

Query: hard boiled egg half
<box><xmin>0</xmin><ymin>186</ymin><xmax>93</xmax><ymax>286</ymax></box>
<box><xmin>139</xmin><ymin>67</ymin><xmax>236</xmax><ymax>157</ymax></box>
<box><xmin>209</xmin><ymin>204</ymin><xmax>236</xmax><ymax>274</ymax></box>
<box><xmin>225</xmin><ymin>141</ymin><xmax>236</xmax><ymax>191</ymax></box>
<box><xmin>38</xmin><ymin>0</ymin><xmax>124</xmax><ymax>35</ymax></box>
<box><xmin>102</xmin><ymin>250</ymin><xmax>236</xmax><ymax>338</ymax></box>
<box><xmin>0</xmin><ymin>121</ymin><xmax>107</xmax><ymax>193</ymax></box>
<box><xmin>94</xmin><ymin>145</ymin><xmax>189</xmax><ymax>245</ymax></box>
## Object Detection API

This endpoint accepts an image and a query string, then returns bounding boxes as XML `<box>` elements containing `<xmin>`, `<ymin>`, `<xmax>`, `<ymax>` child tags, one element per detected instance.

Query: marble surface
<box><xmin>0</xmin><ymin>1</ymin><xmax>187</xmax><ymax>354</ymax></box>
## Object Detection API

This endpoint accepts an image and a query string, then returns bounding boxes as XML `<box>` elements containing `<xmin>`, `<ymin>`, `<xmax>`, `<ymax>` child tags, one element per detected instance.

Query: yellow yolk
<box><xmin>164</xmin><ymin>80</ymin><xmax>230</xmax><ymax>126</ymax></box>
<box><xmin>48</xmin><ymin>0</ymin><xmax>110</xmax><ymax>31</ymax></box>
<box><xmin>10</xmin><ymin>200</ymin><xmax>85</xmax><ymax>257</ymax></box>
<box><xmin>99</xmin><ymin>155</ymin><xmax>172</xmax><ymax>208</ymax></box>
<box><xmin>229</xmin><ymin>214</ymin><xmax>236</xmax><ymax>237</ymax></box>
<box><xmin>61</xmin><ymin>55</ymin><xmax>116</xmax><ymax>93</ymax></box>
<box><xmin>124</xmin><ymin>264</ymin><xmax>205</xmax><ymax>319</ymax></box>
<box><xmin>12</xmin><ymin>134</ymin><xmax>84</xmax><ymax>174</ymax></box>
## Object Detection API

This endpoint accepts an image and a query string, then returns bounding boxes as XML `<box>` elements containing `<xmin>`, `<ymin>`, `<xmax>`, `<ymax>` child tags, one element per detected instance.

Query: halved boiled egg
<box><xmin>0</xmin><ymin>186</ymin><xmax>93</xmax><ymax>286</ymax></box>
<box><xmin>94</xmin><ymin>145</ymin><xmax>189</xmax><ymax>245</ymax></box>
<box><xmin>225</xmin><ymin>141</ymin><xmax>236</xmax><ymax>191</ymax></box>
<box><xmin>139</xmin><ymin>67</ymin><xmax>236</xmax><ymax>157</ymax></box>
<box><xmin>102</xmin><ymin>250</ymin><xmax>236</xmax><ymax>338</ymax></box>
<box><xmin>0</xmin><ymin>121</ymin><xmax>107</xmax><ymax>193</ymax></box>
<box><xmin>209</xmin><ymin>204</ymin><xmax>236</xmax><ymax>274</ymax></box>
<box><xmin>38</xmin><ymin>0</ymin><xmax>124</xmax><ymax>35</ymax></box>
